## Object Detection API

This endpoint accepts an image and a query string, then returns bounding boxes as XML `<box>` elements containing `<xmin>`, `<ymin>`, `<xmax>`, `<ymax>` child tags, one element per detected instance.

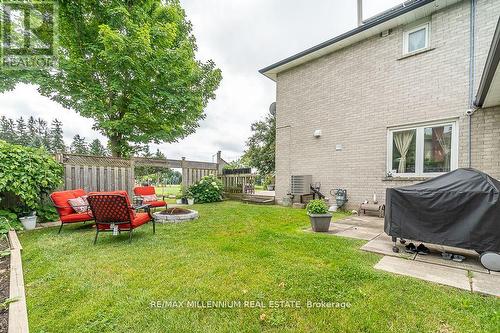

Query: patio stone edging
<box><xmin>8</xmin><ymin>229</ymin><xmax>29</xmax><ymax>333</ymax></box>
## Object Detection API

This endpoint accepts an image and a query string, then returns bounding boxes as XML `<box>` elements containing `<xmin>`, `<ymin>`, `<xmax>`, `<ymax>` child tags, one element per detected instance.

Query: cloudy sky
<box><xmin>0</xmin><ymin>0</ymin><xmax>402</xmax><ymax>162</ymax></box>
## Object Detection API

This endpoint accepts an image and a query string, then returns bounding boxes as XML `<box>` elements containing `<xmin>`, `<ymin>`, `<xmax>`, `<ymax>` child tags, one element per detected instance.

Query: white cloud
<box><xmin>0</xmin><ymin>0</ymin><xmax>403</xmax><ymax>162</ymax></box>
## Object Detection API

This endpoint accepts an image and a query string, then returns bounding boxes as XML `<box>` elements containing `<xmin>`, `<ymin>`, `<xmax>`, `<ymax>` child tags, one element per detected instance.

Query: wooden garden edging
<box><xmin>8</xmin><ymin>230</ymin><xmax>29</xmax><ymax>333</ymax></box>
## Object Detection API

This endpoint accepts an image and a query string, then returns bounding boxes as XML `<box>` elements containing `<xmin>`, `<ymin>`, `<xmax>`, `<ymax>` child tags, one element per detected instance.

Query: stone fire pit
<box><xmin>153</xmin><ymin>207</ymin><xmax>199</xmax><ymax>224</ymax></box>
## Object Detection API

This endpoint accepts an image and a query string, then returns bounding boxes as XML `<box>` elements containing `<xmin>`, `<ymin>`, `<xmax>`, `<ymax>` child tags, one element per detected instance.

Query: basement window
<box><xmin>404</xmin><ymin>23</ymin><xmax>429</xmax><ymax>54</ymax></box>
<box><xmin>387</xmin><ymin>120</ymin><xmax>458</xmax><ymax>177</ymax></box>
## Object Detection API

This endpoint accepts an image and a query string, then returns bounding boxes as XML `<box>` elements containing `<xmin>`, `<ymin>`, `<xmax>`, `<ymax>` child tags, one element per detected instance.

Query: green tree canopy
<box><xmin>89</xmin><ymin>139</ymin><xmax>108</xmax><ymax>156</ymax></box>
<box><xmin>0</xmin><ymin>0</ymin><xmax>222</xmax><ymax>157</ymax></box>
<box><xmin>70</xmin><ymin>135</ymin><xmax>88</xmax><ymax>154</ymax></box>
<box><xmin>243</xmin><ymin>110</ymin><xmax>276</xmax><ymax>176</ymax></box>
<box><xmin>50</xmin><ymin>119</ymin><xmax>66</xmax><ymax>153</ymax></box>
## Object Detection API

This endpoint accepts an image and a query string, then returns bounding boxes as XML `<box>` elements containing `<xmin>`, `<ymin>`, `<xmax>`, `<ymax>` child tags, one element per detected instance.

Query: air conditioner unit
<box><xmin>290</xmin><ymin>175</ymin><xmax>312</xmax><ymax>195</ymax></box>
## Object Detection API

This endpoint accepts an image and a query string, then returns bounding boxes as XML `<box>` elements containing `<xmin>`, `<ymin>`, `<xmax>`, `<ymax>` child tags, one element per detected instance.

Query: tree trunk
<box><xmin>109</xmin><ymin>135</ymin><xmax>123</xmax><ymax>157</ymax></box>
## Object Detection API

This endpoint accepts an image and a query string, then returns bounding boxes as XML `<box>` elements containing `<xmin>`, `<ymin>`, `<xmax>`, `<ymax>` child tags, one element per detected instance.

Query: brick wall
<box><xmin>275</xmin><ymin>0</ymin><xmax>500</xmax><ymax>208</ymax></box>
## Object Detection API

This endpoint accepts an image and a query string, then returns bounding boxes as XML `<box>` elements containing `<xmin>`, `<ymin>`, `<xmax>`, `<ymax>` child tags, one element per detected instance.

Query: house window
<box><xmin>404</xmin><ymin>23</ymin><xmax>429</xmax><ymax>54</ymax></box>
<box><xmin>388</xmin><ymin>120</ymin><xmax>458</xmax><ymax>176</ymax></box>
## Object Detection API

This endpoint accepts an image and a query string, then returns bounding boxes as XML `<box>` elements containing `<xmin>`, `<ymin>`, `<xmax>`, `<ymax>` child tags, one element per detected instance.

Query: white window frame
<box><xmin>403</xmin><ymin>22</ymin><xmax>430</xmax><ymax>54</ymax></box>
<box><xmin>387</xmin><ymin>119</ymin><xmax>459</xmax><ymax>177</ymax></box>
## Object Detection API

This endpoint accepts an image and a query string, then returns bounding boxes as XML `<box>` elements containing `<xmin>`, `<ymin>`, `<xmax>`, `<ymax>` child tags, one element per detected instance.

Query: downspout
<box><xmin>468</xmin><ymin>0</ymin><xmax>476</xmax><ymax>168</ymax></box>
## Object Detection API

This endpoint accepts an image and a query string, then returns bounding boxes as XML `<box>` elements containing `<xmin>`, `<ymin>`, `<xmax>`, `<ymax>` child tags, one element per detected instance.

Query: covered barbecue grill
<box><xmin>385</xmin><ymin>168</ymin><xmax>500</xmax><ymax>271</ymax></box>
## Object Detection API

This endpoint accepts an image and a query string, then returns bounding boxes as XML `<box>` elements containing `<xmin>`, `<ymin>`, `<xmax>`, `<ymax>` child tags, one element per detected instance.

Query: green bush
<box><xmin>36</xmin><ymin>205</ymin><xmax>59</xmax><ymax>223</ymax></box>
<box><xmin>0</xmin><ymin>210</ymin><xmax>23</xmax><ymax>234</ymax></box>
<box><xmin>306</xmin><ymin>199</ymin><xmax>330</xmax><ymax>214</ymax></box>
<box><xmin>187</xmin><ymin>175</ymin><xmax>223</xmax><ymax>203</ymax></box>
<box><xmin>0</xmin><ymin>141</ymin><xmax>63</xmax><ymax>211</ymax></box>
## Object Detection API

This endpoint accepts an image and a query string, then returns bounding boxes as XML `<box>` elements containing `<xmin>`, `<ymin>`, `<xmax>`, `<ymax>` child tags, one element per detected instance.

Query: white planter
<box><xmin>19</xmin><ymin>215</ymin><xmax>37</xmax><ymax>230</ymax></box>
<box><xmin>187</xmin><ymin>198</ymin><xmax>194</xmax><ymax>205</ymax></box>
<box><xmin>176</xmin><ymin>199</ymin><xmax>182</xmax><ymax>204</ymax></box>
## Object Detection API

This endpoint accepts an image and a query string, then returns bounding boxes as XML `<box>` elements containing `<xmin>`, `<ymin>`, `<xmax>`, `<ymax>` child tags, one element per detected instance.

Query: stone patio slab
<box><xmin>335</xmin><ymin>216</ymin><xmax>383</xmax><ymax>229</ymax></box>
<box><xmin>415</xmin><ymin>253</ymin><xmax>488</xmax><ymax>274</ymax></box>
<box><xmin>361</xmin><ymin>233</ymin><xmax>415</xmax><ymax>259</ymax></box>
<box><xmin>329</xmin><ymin>223</ymin><xmax>354</xmax><ymax>231</ymax></box>
<box><xmin>374</xmin><ymin>256</ymin><xmax>472</xmax><ymax>291</ymax></box>
<box><xmin>335</xmin><ymin>226</ymin><xmax>381</xmax><ymax>241</ymax></box>
<box><xmin>471</xmin><ymin>271</ymin><xmax>500</xmax><ymax>297</ymax></box>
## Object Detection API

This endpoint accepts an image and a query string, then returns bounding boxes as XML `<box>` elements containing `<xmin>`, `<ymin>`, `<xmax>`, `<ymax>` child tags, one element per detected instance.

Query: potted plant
<box><xmin>187</xmin><ymin>195</ymin><xmax>194</xmax><ymax>205</ymax></box>
<box><xmin>19</xmin><ymin>211</ymin><xmax>37</xmax><ymax>230</ymax></box>
<box><xmin>306</xmin><ymin>199</ymin><xmax>332</xmax><ymax>232</ymax></box>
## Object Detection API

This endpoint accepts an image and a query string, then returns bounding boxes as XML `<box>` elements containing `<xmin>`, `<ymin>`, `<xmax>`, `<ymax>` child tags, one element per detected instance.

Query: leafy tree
<box><xmin>243</xmin><ymin>110</ymin><xmax>276</xmax><ymax>176</ymax></box>
<box><xmin>89</xmin><ymin>139</ymin><xmax>108</xmax><ymax>156</ymax></box>
<box><xmin>154</xmin><ymin>149</ymin><xmax>166</xmax><ymax>159</ymax></box>
<box><xmin>70</xmin><ymin>135</ymin><xmax>88</xmax><ymax>154</ymax></box>
<box><xmin>50</xmin><ymin>119</ymin><xmax>66</xmax><ymax>153</ymax></box>
<box><xmin>222</xmin><ymin>158</ymin><xmax>250</xmax><ymax>170</ymax></box>
<box><xmin>1</xmin><ymin>1</ymin><xmax>222</xmax><ymax>157</ymax></box>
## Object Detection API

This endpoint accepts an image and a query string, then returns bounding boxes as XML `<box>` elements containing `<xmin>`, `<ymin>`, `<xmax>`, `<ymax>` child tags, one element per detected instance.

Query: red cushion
<box><xmin>97</xmin><ymin>212</ymin><xmax>150</xmax><ymax>230</ymax></box>
<box><xmin>51</xmin><ymin>189</ymin><xmax>87</xmax><ymax>216</ymax></box>
<box><xmin>60</xmin><ymin>212</ymin><xmax>93</xmax><ymax>223</ymax></box>
<box><xmin>132</xmin><ymin>212</ymin><xmax>151</xmax><ymax>228</ymax></box>
<box><xmin>147</xmin><ymin>200</ymin><xmax>167</xmax><ymax>208</ymax></box>
<box><xmin>134</xmin><ymin>186</ymin><xmax>156</xmax><ymax>196</ymax></box>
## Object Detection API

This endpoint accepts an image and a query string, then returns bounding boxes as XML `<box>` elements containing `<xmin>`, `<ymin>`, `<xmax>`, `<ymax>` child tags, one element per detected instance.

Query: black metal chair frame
<box><xmin>87</xmin><ymin>194</ymin><xmax>155</xmax><ymax>244</ymax></box>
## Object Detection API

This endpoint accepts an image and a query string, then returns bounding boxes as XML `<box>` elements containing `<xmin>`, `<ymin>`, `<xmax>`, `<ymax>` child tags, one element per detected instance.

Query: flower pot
<box><xmin>19</xmin><ymin>215</ymin><xmax>37</xmax><ymax>230</ymax></box>
<box><xmin>308</xmin><ymin>213</ymin><xmax>332</xmax><ymax>232</ymax></box>
<box><xmin>267</xmin><ymin>185</ymin><xmax>275</xmax><ymax>191</ymax></box>
<box><xmin>176</xmin><ymin>199</ymin><xmax>182</xmax><ymax>204</ymax></box>
<box><xmin>187</xmin><ymin>198</ymin><xmax>194</xmax><ymax>205</ymax></box>
<box><xmin>181</xmin><ymin>198</ymin><xmax>188</xmax><ymax>204</ymax></box>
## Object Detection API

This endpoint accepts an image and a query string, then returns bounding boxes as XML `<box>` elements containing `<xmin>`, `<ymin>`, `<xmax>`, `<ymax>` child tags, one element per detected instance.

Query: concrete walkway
<box><xmin>308</xmin><ymin>214</ymin><xmax>500</xmax><ymax>297</ymax></box>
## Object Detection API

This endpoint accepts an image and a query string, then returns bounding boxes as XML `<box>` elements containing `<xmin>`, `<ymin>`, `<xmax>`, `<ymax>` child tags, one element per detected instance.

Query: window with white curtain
<box><xmin>404</xmin><ymin>23</ymin><xmax>430</xmax><ymax>54</ymax></box>
<box><xmin>387</xmin><ymin>120</ymin><xmax>458</xmax><ymax>177</ymax></box>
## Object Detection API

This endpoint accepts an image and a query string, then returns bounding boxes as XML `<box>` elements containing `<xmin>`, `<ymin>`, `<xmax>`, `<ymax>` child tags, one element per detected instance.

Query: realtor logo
<box><xmin>0</xmin><ymin>1</ymin><xmax>57</xmax><ymax>70</ymax></box>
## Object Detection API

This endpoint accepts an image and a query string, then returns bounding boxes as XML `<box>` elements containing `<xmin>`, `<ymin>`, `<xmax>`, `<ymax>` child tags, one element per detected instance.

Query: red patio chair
<box><xmin>87</xmin><ymin>191</ymin><xmax>155</xmax><ymax>244</ymax></box>
<box><xmin>133</xmin><ymin>186</ymin><xmax>167</xmax><ymax>210</ymax></box>
<box><xmin>50</xmin><ymin>189</ymin><xmax>93</xmax><ymax>233</ymax></box>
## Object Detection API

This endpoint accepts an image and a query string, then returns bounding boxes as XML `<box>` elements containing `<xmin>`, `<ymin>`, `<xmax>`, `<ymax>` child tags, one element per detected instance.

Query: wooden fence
<box><xmin>55</xmin><ymin>154</ymin><xmax>135</xmax><ymax>197</ymax></box>
<box><xmin>55</xmin><ymin>152</ymin><xmax>227</xmax><ymax>197</ymax></box>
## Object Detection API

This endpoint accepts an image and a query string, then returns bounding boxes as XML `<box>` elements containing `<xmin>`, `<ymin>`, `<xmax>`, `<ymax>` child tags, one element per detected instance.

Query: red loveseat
<box><xmin>87</xmin><ymin>191</ymin><xmax>154</xmax><ymax>244</ymax></box>
<box><xmin>133</xmin><ymin>186</ymin><xmax>167</xmax><ymax>210</ymax></box>
<box><xmin>50</xmin><ymin>189</ymin><xmax>93</xmax><ymax>233</ymax></box>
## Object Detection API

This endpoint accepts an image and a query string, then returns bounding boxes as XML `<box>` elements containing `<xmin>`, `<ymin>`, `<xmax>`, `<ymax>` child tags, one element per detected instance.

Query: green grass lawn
<box><xmin>155</xmin><ymin>184</ymin><xmax>181</xmax><ymax>196</ymax></box>
<box><xmin>19</xmin><ymin>202</ymin><xmax>499</xmax><ymax>332</ymax></box>
<box><xmin>155</xmin><ymin>185</ymin><xmax>181</xmax><ymax>203</ymax></box>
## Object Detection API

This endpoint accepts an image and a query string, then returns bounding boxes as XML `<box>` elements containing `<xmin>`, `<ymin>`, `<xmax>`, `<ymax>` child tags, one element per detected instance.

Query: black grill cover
<box><xmin>385</xmin><ymin>168</ymin><xmax>500</xmax><ymax>252</ymax></box>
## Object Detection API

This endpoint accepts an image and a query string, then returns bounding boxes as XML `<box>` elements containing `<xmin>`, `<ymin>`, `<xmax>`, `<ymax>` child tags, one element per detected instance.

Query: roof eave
<box><xmin>474</xmin><ymin>18</ymin><xmax>500</xmax><ymax>108</ymax></box>
<box><xmin>259</xmin><ymin>0</ymin><xmax>436</xmax><ymax>81</ymax></box>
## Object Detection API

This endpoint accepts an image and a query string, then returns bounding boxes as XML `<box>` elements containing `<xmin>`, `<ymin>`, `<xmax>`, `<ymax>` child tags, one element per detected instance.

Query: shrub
<box><xmin>187</xmin><ymin>175</ymin><xmax>223</xmax><ymax>203</ymax></box>
<box><xmin>0</xmin><ymin>141</ymin><xmax>63</xmax><ymax>211</ymax></box>
<box><xmin>306</xmin><ymin>200</ymin><xmax>330</xmax><ymax>214</ymax></box>
<box><xmin>0</xmin><ymin>210</ymin><xmax>23</xmax><ymax>234</ymax></box>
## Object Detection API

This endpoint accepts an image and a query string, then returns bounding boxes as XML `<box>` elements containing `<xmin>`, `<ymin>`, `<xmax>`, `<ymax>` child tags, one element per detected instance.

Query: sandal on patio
<box><xmin>416</xmin><ymin>244</ymin><xmax>430</xmax><ymax>255</ymax></box>
<box><xmin>405</xmin><ymin>243</ymin><xmax>417</xmax><ymax>253</ymax></box>
<box><xmin>452</xmin><ymin>254</ymin><xmax>466</xmax><ymax>262</ymax></box>
<box><xmin>441</xmin><ymin>252</ymin><xmax>453</xmax><ymax>260</ymax></box>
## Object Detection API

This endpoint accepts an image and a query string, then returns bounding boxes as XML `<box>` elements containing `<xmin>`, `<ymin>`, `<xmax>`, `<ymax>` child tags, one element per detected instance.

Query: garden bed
<box><xmin>0</xmin><ymin>236</ymin><xmax>9</xmax><ymax>333</ymax></box>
